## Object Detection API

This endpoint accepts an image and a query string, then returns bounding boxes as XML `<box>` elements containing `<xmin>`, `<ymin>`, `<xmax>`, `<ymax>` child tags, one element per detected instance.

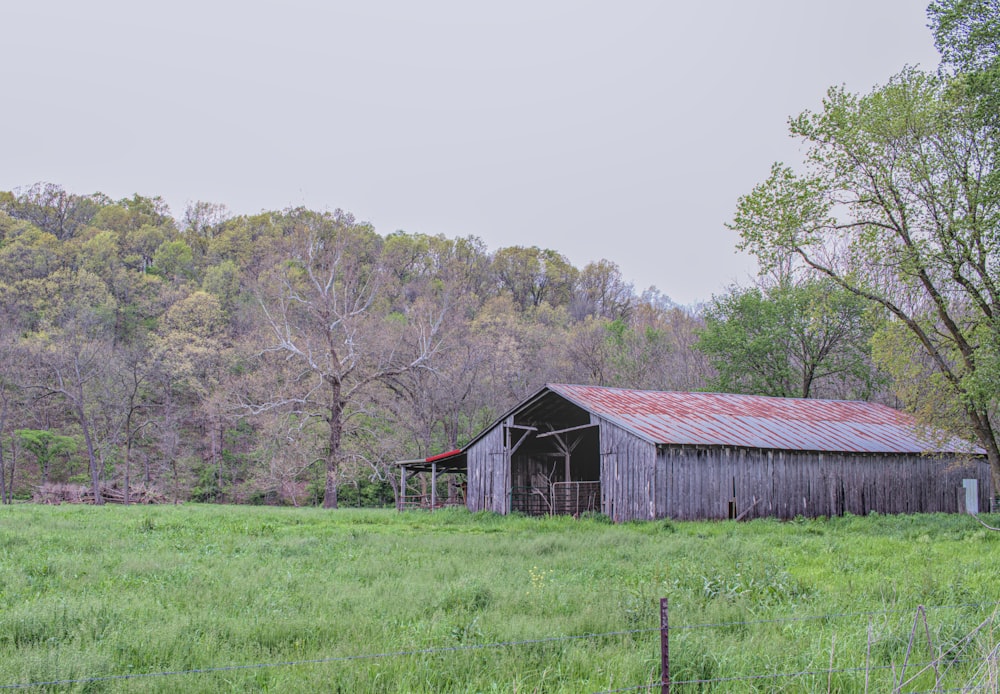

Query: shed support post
<box><xmin>399</xmin><ymin>467</ymin><xmax>407</xmax><ymax>511</ymax></box>
<box><xmin>431</xmin><ymin>462</ymin><xmax>437</xmax><ymax>510</ymax></box>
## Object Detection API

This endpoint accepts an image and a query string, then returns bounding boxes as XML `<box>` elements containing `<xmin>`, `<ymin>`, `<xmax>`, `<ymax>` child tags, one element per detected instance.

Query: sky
<box><xmin>2</xmin><ymin>1</ymin><xmax>941</xmax><ymax>306</ymax></box>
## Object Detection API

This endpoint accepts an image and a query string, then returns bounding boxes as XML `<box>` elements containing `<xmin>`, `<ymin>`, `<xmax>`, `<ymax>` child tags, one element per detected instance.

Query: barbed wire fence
<box><xmin>2</xmin><ymin>602</ymin><xmax>999</xmax><ymax>691</ymax></box>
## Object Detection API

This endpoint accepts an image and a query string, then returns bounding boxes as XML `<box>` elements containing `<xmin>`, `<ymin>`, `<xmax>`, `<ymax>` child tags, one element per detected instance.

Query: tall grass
<box><xmin>1</xmin><ymin>505</ymin><xmax>998</xmax><ymax>692</ymax></box>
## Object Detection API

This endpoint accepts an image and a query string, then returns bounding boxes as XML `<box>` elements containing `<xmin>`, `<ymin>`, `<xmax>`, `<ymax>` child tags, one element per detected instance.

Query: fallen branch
<box><xmin>971</xmin><ymin>513</ymin><xmax>1000</xmax><ymax>532</ymax></box>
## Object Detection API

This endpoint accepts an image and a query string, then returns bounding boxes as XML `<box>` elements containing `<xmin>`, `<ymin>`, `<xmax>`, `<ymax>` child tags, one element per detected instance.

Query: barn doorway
<box><xmin>506</xmin><ymin>395</ymin><xmax>601</xmax><ymax>516</ymax></box>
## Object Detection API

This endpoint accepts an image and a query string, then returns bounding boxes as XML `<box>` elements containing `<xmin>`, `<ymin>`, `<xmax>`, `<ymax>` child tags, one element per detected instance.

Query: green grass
<box><xmin>1</xmin><ymin>506</ymin><xmax>999</xmax><ymax>692</ymax></box>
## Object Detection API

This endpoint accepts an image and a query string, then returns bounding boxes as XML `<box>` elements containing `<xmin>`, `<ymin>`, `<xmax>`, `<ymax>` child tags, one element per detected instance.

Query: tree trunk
<box><xmin>0</xmin><ymin>398</ymin><xmax>7</xmax><ymax>505</ymax></box>
<box><xmin>7</xmin><ymin>433</ymin><xmax>16</xmax><ymax>504</ymax></box>
<box><xmin>323</xmin><ymin>392</ymin><xmax>344</xmax><ymax>509</ymax></box>
<box><xmin>980</xmin><ymin>418</ymin><xmax>1000</xmax><ymax>506</ymax></box>
<box><xmin>123</xmin><ymin>437</ymin><xmax>131</xmax><ymax>506</ymax></box>
<box><xmin>973</xmin><ymin>411</ymin><xmax>1000</xmax><ymax>505</ymax></box>
<box><xmin>0</xmin><ymin>435</ymin><xmax>6</xmax><ymax>505</ymax></box>
<box><xmin>78</xmin><ymin>405</ymin><xmax>104</xmax><ymax>505</ymax></box>
<box><xmin>801</xmin><ymin>365</ymin><xmax>814</xmax><ymax>399</ymax></box>
<box><xmin>989</xmin><ymin>449</ymin><xmax>1000</xmax><ymax>508</ymax></box>
<box><xmin>324</xmin><ymin>465</ymin><xmax>339</xmax><ymax>509</ymax></box>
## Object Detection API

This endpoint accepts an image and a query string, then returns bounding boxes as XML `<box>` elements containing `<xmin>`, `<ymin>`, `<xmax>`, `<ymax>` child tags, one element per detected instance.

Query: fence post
<box><xmin>660</xmin><ymin>598</ymin><xmax>670</xmax><ymax>694</ymax></box>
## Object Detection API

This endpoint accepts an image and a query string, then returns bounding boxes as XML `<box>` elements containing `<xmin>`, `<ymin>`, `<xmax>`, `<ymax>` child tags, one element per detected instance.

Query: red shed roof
<box><xmin>425</xmin><ymin>449</ymin><xmax>463</xmax><ymax>463</ymax></box>
<box><xmin>546</xmin><ymin>384</ymin><xmax>977</xmax><ymax>454</ymax></box>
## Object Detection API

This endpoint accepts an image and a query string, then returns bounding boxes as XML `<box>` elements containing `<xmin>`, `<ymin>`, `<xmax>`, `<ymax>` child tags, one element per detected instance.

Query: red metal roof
<box><xmin>547</xmin><ymin>384</ymin><xmax>978</xmax><ymax>454</ymax></box>
<box><xmin>425</xmin><ymin>449</ymin><xmax>463</xmax><ymax>463</ymax></box>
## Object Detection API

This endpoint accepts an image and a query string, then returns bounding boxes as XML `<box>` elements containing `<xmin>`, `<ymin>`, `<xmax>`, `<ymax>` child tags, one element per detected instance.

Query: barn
<box><xmin>401</xmin><ymin>384</ymin><xmax>992</xmax><ymax>521</ymax></box>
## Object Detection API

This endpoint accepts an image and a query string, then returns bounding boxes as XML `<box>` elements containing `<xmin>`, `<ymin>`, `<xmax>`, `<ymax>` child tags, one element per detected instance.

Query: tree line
<box><xmin>0</xmin><ymin>188</ymin><xmax>722</xmax><ymax>506</ymax></box>
<box><xmin>1</xmin><ymin>0</ymin><xmax>996</xmax><ymax>505</ymax></box>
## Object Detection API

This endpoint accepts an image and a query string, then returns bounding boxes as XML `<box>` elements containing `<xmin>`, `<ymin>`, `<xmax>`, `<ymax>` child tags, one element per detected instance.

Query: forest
<box><xmin>0</xmin><ymin>188</ymin><xmax>723</xmax><ymax>507</ymax></box>
<box><xmin>1</xmin><ymin>0</ymin><xmax>998</xmax><ymax>508</ymax></box>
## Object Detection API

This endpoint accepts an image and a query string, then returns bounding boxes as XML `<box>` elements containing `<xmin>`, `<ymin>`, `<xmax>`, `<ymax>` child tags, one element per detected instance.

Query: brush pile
<box><xmin>34</xmin><ymin>482</ymin><xmax>168</xmax><ymax>505</ymax></box>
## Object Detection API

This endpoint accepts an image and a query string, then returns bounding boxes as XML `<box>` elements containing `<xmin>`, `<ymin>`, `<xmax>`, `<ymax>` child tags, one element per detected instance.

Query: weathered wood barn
<box><xmin>401</xmin><ymin>384</ymin><xmax>991</xmax><ymax>521</ymax></box>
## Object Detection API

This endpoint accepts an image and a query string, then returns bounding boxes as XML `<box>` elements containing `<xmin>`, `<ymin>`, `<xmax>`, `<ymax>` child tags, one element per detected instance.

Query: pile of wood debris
<box><xmin>33</xmin><ymin>482</ymin><xmax>168</xmax><ymax>505</ymax></box>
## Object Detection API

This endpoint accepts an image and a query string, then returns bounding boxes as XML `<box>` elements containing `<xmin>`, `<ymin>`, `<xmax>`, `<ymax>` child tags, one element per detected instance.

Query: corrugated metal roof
<box><xmin>547</xmin><ymin>384</ymin><xmax>978</xmax><ymax>454</ymax></box>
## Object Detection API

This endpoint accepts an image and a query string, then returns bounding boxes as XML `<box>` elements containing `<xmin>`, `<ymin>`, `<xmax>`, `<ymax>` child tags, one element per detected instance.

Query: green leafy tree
<box><xmin>202</xmin><ymin>260</ymin><xmax>243</xmax><ymax>316</ymax></box>
<box><xmin>697</xmin><ymin>280</ymin><xmax>881</xmax><ymax>399</ymax></box>
<box><xmin>930</xmin><ymin>0</ymin><xmax>1000</xmax><ymax>138</ymax></box>
<box><xmin>16</xmin><ymin>429</ymin><xmax>77</xmax><ymax>485</ymax></box>
<box><xmin>731</xmin><ymin>65</ymin><xmax>1000</xmax><ymax>487</ymax></box>
<box><xmin>492</xmin><ymin>246</ymin><xmax>578</xmax><ymax>311</ymax></box>
<box><xmin>151</xmin><ymin>239</ymin><xmax>195</xmax><ymax>281</ymax></box>
<box><xmin>929</xmin><ymin>0</ymin><xmax>1000</xmax><ymax>74</ymax></box>
<box><xmin>0</xmin><ymin>224</ymin><xmax>63</xmax><ymax>282</ymax></box>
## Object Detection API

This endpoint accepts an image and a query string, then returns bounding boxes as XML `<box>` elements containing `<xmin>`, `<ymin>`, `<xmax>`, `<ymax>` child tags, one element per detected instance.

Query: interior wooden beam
<box><xmin>535</xmin><ymin>423</ymin><xmax>598</xmax><ymax>439</ymax></box>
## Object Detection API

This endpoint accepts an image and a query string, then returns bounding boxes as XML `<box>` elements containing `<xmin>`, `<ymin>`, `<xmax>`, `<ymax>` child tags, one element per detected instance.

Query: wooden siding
<box><xmin>659</xmin><ymin>446</ymin><xmax>992</xmax><ymax>520</ymax></box>
<box><xmin>466</xmin><ymin>416</ymin><xmax>510</xmax><ymax>514</ymax></box>
<box><xmin>598</xmin><ymin>418</ymin><xmax>657</xmax><ymax>522</ymax></box>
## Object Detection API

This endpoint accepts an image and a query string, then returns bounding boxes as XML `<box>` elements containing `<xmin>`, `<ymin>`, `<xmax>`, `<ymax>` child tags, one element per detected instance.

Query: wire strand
<box><xmin>3</xmin><ymin>602</ymin><xmax>997</xmax><ymax>690</ymax></box>
<box><xmin>0</xmin><ymin>627</ymin><xmax>655</xmax><ymax>690</ymax></box>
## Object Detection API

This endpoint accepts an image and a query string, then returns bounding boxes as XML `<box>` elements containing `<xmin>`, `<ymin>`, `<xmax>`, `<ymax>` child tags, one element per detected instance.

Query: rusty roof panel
<box><xmin>547</xmin><ymin>384</ymin><xmax>978</xmax><ymax>454</ymax></box>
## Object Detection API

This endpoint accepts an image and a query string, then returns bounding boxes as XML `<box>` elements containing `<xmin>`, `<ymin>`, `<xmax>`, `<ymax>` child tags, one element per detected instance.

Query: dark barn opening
<box><xmin>508</xmin><ymin>395</ymin><xmax>601</xmax><ymax>516</ymax></box>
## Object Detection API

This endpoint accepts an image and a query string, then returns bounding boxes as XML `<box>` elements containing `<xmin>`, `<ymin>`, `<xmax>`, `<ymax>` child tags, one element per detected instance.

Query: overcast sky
<box><xmin>2</xmin><ymin>1</ymin><xmax>940</xmax><ymax>305</ymax></box>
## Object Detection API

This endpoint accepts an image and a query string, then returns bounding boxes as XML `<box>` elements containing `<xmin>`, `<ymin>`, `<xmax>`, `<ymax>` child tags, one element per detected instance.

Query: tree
<box><xmin>571</xmin><ymin>259</ymin><xmax>634</xmax><ymax>321</ymax></box>
<box><xmin>0</xmin><ymin>224</ymin><xmax>63</xmax><ymax>282</ymax></box>
<box><xmin>491</xmin><ymin>246</ymin><xmax>578</xmax><ymax>311</ymax></box>
<box><xmin>15</xmin><ymin>429</ymin><xmax>77</xmax><ymax>485</ymax></box>
<box><xmin>0</xmin><ymin>331</ymin><xmax>23</xmax><ymax>502</ymax></box>
<box><xmin>731</xmin><ymin>66</ymin><xmax>1000</xmax><ymax>488</ymax></box>
<box><xmin>153</xmin><ymin>290</ymin><xmax>233</xmax><ymax>499</ymax></box>
<box><xmin>26</xmin><ymin>335</ymin><xmax>113</xmax><ymax>503</ymax></box>
<box><xmin>697</xmin><ymin>280</ymin><xmax>881</xmax><ymax>399</ymax></box>
<box><xmin>108</xmin><ymin>339</ymin><xmax>159</xmax><ymax>505</ymax></box>
<box><xmin>929</xmin><ymin>0</ymin><xmax>1000</xmax><ymax>74</ymax></box>
<box><xmin>929</xmin><ymin>0</ymin><xmax>1000</xmax><ymax>137</ymax></box>
<box><xmin>248</xmin><ymin>209</ymin><xmax>446</xmax><ymax>508</ymax></box>
<box><xmin>0</xmin><ymin>183</ymin><xmax>108</xmax><ymax>240</ymax></box>
<box><xmin>183</xmin><ymin>200</ymin><xmax>230</xmax><ymax>239</ymax></box>
<box><xmin>19</xmin><ymin>268</ymin><xmax>119</xmax><ymax>503</ymax></box>
<box><xmin>151</xmin><ymin>239</ymin><xmax>195</xmax><ymax>281</ymax></box>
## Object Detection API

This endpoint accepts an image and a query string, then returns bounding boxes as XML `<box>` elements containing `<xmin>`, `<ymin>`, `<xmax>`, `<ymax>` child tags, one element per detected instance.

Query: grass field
<box><xmin>1</xmin><ymin>505</ymin><xmax>999</xmax><ymax>692</ymax></box>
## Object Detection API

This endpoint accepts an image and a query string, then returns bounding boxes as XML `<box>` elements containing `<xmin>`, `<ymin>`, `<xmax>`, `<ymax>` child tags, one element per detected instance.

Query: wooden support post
<box><xmin>399</xmin><ymin>467</ymin><xmax>407</xmax><ymax>511</ymax></box>
<box><xmin>431</xmin><ymin>462</ymin><xmax>437</xmax><ymax>510</ymax></box>
<box><xmin>660</xmin><ymin>598</ymin><xmax>670</xmax><ymax>694</ymax></box>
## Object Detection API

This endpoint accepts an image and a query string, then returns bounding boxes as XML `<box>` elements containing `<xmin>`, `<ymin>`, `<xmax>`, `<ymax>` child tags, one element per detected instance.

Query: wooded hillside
<box><xmin>0</xmin><ymin>187</ymin><xmax>715</xmax><ymax>505</ymax></box>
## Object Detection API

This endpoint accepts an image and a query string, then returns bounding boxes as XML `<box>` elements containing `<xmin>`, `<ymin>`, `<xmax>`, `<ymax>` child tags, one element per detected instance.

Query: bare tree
<box><xmin>247</xmin><ymin>210</ymin><xmax>446</xmax><ymax>508</ymax></box>
<box><xmin>112</xmin><ymin>342</ymin><xmax>157</xmax><ymax>504</ymax></box>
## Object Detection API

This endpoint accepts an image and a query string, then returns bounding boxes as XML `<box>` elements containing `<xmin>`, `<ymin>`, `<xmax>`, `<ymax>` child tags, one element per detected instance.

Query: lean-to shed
<box><xmin>453</xmin><ymin>384</ymin><xmax>990</xmax><ymax>521</ymax></box>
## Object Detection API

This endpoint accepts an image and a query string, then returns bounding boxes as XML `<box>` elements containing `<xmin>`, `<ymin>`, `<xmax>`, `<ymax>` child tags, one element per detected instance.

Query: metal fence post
<box><xmin>661</xmin><ymin>598</ymin><xmax>670</xmax><ymax>694</ymax></box>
